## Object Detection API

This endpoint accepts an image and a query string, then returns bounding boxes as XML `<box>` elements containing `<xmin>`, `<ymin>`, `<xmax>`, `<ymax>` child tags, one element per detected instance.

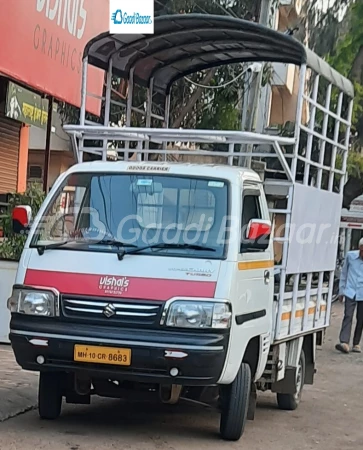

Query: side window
<box><xmin>240</xmin><ymin>189</ymin><xmax>270</xmax><ymax>253</ymax></box>
<box><xmin>242</xmin><ymin>194</ymin><xmax>262</xmax><ymax>234</ymax></box>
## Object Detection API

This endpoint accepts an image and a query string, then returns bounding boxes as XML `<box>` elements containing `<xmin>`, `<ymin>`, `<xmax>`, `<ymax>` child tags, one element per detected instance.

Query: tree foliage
<box><xmin>0</xmin><ymin>184</ymin><xmax>46</xmax><ymax>261</ymax></box>
<box><xmin>312</xmin><ymin>0</ymin><xmax>363</xmax><ymax>205</ymax></box>
<box><xmin>303</xmin><ymin>0</ymin><xmax>351</xmax><ymax>57</ymax></box>
<box><xmin>327</xmin><ymin>1</ymin><xmax>363</xmax><ymax>145</ymax></box>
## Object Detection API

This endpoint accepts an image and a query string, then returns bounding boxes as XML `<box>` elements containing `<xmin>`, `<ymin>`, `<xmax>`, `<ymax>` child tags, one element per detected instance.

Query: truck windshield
<box><xmin>30</xmin><ymin>172</ymin><xmax>229</xmax><ymax>259</ymax></box>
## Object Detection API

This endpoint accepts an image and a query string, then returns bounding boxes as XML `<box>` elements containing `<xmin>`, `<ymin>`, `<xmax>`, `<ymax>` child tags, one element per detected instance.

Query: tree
<box><xmin>302</xmin><ymin>0</ymin><xmax>352</xmax><ymax>57</ymax></box>
<box><xmin>327</xmin><ymin>1</ymin><xmax>363</xmax><ymax>141</ymax></box>
<box><xmin>282</xmin><ymin>0</ymin><xmax>363</xmax><ymax>208</ymax></box>
<box><xmin>0</xmin><ymin>184</ymin><xmax>45</xmax><ymax>261</ymax></box>
<box><xmin>323</xmin><ymin>1</ymin><xmax>363</xmax><ymax>208</ymax></box>
<box><xmin>154</xmin><ymin>0</ymin><xmax>261</xmax><ymax>130</ymax></box>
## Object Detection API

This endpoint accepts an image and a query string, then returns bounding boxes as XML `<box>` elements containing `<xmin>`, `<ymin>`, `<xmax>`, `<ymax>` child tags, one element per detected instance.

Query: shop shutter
<box><xmin>0</xmin><ymin>114</ymin><xmax>20</xmax><ymax>193</ymax></box>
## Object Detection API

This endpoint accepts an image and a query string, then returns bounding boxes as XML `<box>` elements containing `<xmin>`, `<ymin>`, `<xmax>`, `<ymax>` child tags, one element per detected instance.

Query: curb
<box><xmin>0</xmin><ymin>346</ymin><xmax>38</xmax><ymax>423</ymax></box>
<box><xmin>0</xmin><ymin>391</ymin><xmax>38</xmax><ymax>422</ymax></box>
<box><xmin>0</xmin><ymin>404</ymin><xmax>37</xmax><ymax>423</ymax></box>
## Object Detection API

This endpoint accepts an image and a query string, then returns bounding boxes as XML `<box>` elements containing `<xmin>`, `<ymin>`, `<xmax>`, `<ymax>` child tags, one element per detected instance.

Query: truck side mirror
<box><xmin>241</xmin><ymin>219</ymin><xmax>271</xmax><ymax>252</ymax></box>
<box><xmin>12</xmin><ymin>205</ymin><xmax>32</xmax><ymax>235</ymax></box>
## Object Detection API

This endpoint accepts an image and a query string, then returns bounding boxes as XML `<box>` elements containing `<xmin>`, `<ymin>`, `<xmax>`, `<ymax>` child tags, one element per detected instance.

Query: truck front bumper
<box><xmin>9</xmin><ymin>316</ymin><xmax>229</xmax><ymax>386</ymax></box>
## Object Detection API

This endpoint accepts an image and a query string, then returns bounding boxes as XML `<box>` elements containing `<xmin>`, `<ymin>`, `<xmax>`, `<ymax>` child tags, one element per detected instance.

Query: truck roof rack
<box><xmin>63</xmin><ymin>125</ymin><xmax>297</xmax><ymax>180</ymax></box>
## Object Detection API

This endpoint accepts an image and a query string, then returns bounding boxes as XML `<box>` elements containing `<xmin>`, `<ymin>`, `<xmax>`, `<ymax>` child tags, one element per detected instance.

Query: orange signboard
<box><xmin>0</xmin><ymin>0</ymin><xmax>109</xmax><ymax>115</ymax></box>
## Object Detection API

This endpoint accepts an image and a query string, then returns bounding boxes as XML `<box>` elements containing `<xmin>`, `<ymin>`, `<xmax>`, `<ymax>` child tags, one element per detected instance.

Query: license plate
<box><xmin>74</xmin><ymin>345</ymin><xmax>131</xmax><ymax>366</ymax></box>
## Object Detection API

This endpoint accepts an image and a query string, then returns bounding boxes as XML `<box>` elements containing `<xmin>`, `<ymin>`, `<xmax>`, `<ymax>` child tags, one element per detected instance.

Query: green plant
<box><xmin>0</xmin><ymin>183</ymin><xmax>46</xmax><ymax>261</ymax></box>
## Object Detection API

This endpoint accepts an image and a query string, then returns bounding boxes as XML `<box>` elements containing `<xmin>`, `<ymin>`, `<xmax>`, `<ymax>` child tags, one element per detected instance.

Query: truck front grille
<box><xmin>61</xmin><ymin>297</ymin><xmax>163</xmax><ymax>327</ymax></box>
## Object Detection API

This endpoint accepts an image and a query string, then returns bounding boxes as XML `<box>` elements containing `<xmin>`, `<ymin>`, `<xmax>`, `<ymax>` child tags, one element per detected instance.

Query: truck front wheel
<box><xmin>277</xmin><ymin>349</ymin><xmax>306</xmax><ymax>411</ymax></box>
<box><xmin>38</xmin><ymin>372</ymin><xmax>63</xmax><ymax>420</ymax></box>
<box><xmin>219</xmin><ymin>363</ymin><xmax>251</xmax><ymax>441</ymax></box>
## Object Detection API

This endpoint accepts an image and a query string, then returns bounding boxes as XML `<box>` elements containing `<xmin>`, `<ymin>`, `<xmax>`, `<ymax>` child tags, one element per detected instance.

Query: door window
<box><xmin>242</xmin><ymin>195</ymin><xmax>262</xmax><ymax>232</ymax></box>
<box><xmin>240</xmin><ymin>191</ymin><xmax>265</xmax><ymax>253</ymax></box>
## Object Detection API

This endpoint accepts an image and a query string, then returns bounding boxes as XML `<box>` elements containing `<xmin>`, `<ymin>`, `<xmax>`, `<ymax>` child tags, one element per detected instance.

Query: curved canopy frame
<box><xmin>83</xmin><ymin>14</ymin><xmax>353</xmax><ymax>97</ymax></box>
<box><xmin>84</xmin><ymin>14</ymin><xmax>306</xmax><ymax>95</ymax></box>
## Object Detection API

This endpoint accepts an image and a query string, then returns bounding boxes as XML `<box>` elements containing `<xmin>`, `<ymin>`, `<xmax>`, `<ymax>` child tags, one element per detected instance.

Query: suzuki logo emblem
<box><xmin>103</xmin><ymin>303</ymin><xmax>116</xmax><ymax>318</ymax></box>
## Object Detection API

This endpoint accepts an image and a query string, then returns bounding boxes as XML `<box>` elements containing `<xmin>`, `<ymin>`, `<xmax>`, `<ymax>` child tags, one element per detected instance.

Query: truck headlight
<box><xmin>7</xmin><ymin>288</ymin><xmax>58</xmax><ymax>317</ymax></box>
<box><xmin>163</xmin><ymin>301</ymin><xmax>231</xmax><ymax>329</ymax></box>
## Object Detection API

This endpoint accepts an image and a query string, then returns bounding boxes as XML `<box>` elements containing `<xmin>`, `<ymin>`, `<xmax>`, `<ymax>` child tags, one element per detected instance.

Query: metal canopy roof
<box><xmin>84</xmin><ymin>14</ymin><xmax>354</xmax><ymax>97</ymax></box>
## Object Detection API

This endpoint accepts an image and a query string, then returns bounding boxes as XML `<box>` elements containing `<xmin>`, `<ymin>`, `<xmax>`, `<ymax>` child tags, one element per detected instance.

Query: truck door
<box><xmin>236</xmin><ymin>182</ymin><xmax>274</xmax><ymax>336</ymax></box>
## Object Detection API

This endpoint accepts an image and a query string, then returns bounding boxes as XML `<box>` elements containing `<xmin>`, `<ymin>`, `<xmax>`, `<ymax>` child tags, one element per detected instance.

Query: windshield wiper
<box><xmin>90</xmin><ymin>239</ymin><xmax>138</xmax><ymax>259</ymax></box>
<box><xmin>36</xmin><ymin>239</ymin><xmax>137</xmax><ymax>256</ymax></box>
<box><xmin>117</xmin><ymin>242</ymin><xmax>216</xmax><ymax>260</ymax></box>
<box><xmin>36</xmin><ymin>240</ymin><xmax>74</xmax><ymax>255</ymax></box>
<box><xmin>37</xmin><ymin>240</ymin><xmax>215</xmax><ymax>259</ymax></box>
<box><xmin>89</xmin><ymin>239</ymin><xmax>138</xmax><ymax>248</ymax></box>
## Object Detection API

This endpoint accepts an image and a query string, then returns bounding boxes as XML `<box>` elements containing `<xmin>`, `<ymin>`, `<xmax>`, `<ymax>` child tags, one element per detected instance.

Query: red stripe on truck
<box><xmin>24</xmin><ymin>269</ymin><xmax>217</xmax><ymax>301</ymax></box>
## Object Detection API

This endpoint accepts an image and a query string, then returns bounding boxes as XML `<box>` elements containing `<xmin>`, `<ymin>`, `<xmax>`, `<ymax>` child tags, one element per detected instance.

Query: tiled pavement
<box><xmin>0</xmin><ymin>345</ymin><xmax>38</xmax><ymax>421</ymax></box>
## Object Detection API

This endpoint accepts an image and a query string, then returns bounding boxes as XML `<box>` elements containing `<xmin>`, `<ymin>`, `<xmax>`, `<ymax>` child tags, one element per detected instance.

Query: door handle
<box><xmin>264</xmin><ymin>270</ymin><xmax>270</xmax><ymax>284</ymax></box>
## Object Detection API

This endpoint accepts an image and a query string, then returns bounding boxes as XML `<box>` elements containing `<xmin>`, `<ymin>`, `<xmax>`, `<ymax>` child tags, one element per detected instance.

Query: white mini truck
<box><xmin>8</xmin><ymin>15</ymin><xmax>353</xmax><ymax>441</ymax></box>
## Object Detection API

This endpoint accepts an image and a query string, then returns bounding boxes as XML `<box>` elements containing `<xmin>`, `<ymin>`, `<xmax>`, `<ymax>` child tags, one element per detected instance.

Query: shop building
<box><xmin>0</xmin><ymin>0</ymin><xmax>108</xmax><ymax>195</ymax></box>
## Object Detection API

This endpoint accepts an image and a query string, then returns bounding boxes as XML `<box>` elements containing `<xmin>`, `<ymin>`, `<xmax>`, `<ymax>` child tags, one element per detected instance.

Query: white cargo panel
<box><xmin>286</xmin><ymin>184</ymin><xmax>342</xmax><ymax>274</ymax></box>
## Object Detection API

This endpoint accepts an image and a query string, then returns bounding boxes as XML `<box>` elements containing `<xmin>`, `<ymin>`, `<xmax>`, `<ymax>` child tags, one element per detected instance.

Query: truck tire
<box><xmin>219</xmin><ymin>363</ymin><xmax>251</xmax><ymax>441</ymax></box>
<box><xmin>277</xmin><ymin>349</ymin><xmax>305</xmax><ymax>411</ymax></box>
<box><xmin>38</xmin><ymin>372</ymin><xmax>63</xmax><ymax>420</ymax></box>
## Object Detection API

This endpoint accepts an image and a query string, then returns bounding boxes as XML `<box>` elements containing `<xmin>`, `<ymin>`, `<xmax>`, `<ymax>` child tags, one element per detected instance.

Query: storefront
<box><xmin>0</xmin><ymin>79</ymin><xmax>51</xmax><ymax>195</ymax></box>
<box><xmin>0</xmin><ymin>115</ymin><xmax>22</xmax><ymax>193</ymax></box>
<box><xmin>0</xmin><ymin>0</ymin><xmax>108</xmax><ymax>191</ymax></box>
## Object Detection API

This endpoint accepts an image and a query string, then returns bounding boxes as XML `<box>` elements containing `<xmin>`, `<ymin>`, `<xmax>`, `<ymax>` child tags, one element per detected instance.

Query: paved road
<box><xmin>0</xmin><ymin>346</ymin><xmax>37</xmax><ymax>422</ymax></box>
<box><xmin>0</xmin><ymin>303</ymin><xmax>362</xmax><ymax>450</ymax></box>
